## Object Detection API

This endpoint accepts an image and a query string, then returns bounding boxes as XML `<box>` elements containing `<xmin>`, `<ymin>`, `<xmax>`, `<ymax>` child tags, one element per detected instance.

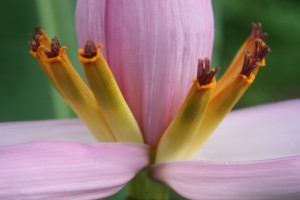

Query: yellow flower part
<box><xmin>29</xmin><ymin>31</ymin><xmax>115</xmax><ymax>142</ymax></box>
<box><xmin>79</xmin><ymin>41</ymin><xmax>143</xmax><ymax>143</ymax></box>
<box><xmin>213</xmin><ymin>23</ymin><xmax>270</xmax><ymax>98</ymax></box>
<box><xmin>155</xmin><ymin>59</ymin><xmax>218</xmax><ymax>163</ymax></box>
<box><xmin>28</xmin><ymin>23</ymin><xmax>270</xmax><ymax>163</ymax></box>
<box><xmin>156</xmin><ymin>23</ymin><xmax>270</xmax><ymax>162</ymax></box>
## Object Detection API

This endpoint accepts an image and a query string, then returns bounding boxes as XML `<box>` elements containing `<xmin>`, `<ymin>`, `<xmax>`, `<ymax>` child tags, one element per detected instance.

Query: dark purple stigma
<box><xmin>28</xmin><ymin>35</ymin><xmax>40</xmax><ymax>52</ymax></box>
<box><xmin>252</xmin><ymin>39</ymin><xmax>271</xmax><ymax>61</ymax></box>
<box><xmin>197</xmin><ymin>58</ymin><xmax>219</xmax><ymax>86</ymax></box>
<box><xmin>44</xmin><ymin>37</ymin><xmax>61</xmax><ymax>58</ymax></box>
<box><xmin>81</xmin><ymin>40</ymin><xmax>97</xmax><ymax>58</ymax></box>
<box><xmin>250</xmin><ymin>23</ymin><xmax>268</xmax><ymax>41</ymax></box>
<box><xmin>241</xmin><ymin>50</ymin><xmax>259</xmax><ymax>77</ymax></box>
<box><xmin>28</xmin><ymin>26</ymin><xmax>44</xmax><ymax>52</ymax></box>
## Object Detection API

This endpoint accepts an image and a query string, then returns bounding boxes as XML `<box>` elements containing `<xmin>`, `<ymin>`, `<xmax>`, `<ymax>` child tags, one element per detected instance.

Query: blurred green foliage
<box><xmin>0</xmin><ymin>0</ymin><xmax>78</xmax><ymax>121</ymax></box>
<box><xmin>212</xmin><ymin>0</ymin><xmax>300</xmax><ymax>108</ymax></box>
<box><xmin>0</xmin><ymin>0</ymin><xmax>299</xmax><ymax>199</ymax></box>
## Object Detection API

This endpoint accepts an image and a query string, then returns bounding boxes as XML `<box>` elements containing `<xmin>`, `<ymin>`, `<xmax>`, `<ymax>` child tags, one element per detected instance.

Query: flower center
<box><xmin>28</xmin><ymin>23</ymin><xmax>270</xmax><ymax>162</ymax></box>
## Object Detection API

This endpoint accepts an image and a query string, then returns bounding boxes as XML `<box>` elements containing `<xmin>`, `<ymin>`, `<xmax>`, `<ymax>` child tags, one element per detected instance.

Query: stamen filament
<box><xmin>213</xmin><ymin>23</ymin><xmax>269</xmax><ymax>98</ymax></box>
<box><xmin>31</xmin><ymin>38</ymin><xmax>115</xmax><ymax>142</ymax></box>
<box><xmin>186</xmin><ymin>73</ymin><xmax>255</xmax><ymax>158</ymax></box>
<box><xmin>186</xmin><ymin>34</ymin><xmax>270</xmax><ymax>157</ymax></box>
<box><xmin>79</xmin><ymin>40</ymin><xmax>144</xmax><ymax>143</ymax></box>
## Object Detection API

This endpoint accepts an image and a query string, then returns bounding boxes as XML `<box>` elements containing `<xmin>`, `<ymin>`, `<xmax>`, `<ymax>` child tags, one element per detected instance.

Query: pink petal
<box><xmin>0</xmin><ymin>119</ymin><xmax>96</xmax><ymax>146</ymax></box>
<box><xmin>76</xmin><ymin>0</ymin><xmax>214</xmax><ymax>146</ymax></box>
<box><xmin>0</xmin><ymin>142</ymin><xmax>149</xmax><ymax>199</ymax></box>
<box><xmin>197</xmin><ymin>99</ymin><xmax>300</xmax><ymax>161</ymax></box>
<box><xmin>153</xmin><ymin>157</ymin><xmax>300</xmax><ymax>200</ymax></box>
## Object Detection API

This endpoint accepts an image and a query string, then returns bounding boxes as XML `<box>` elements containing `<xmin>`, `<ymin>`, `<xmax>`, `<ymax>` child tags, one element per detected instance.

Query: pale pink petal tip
<box><xmin>153</xmin><ymin>157</ymin><xmax>300</xmax><ymax>200</ymax></box>
<box><xmin>0</xmin><ymin>142</ymin><xmax>149</xmax><ymax>199</ymax></box>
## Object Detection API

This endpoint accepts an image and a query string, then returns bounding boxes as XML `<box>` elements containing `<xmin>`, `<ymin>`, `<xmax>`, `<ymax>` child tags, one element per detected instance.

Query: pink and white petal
<box><xmin>153</xmin><ymin>157</ymin><xmax>300</xmax><ymax>200</ymax></box>
<box><xmin>0</xmin><ymin>119</ymin><xmax>96</xmax><ymax>146</ymax></box>
<box><xmin>0</xmin><ymin>142</ymin><xmax>149</xmax><ymax>199</ymax></box>
<box><xmin>76</xmin><ymin>0</ymin><xmax>214</xmax><ymax>147</ymax></box>
<box><xmin>197</xmin><ymin>99</ymin><xmax>300</xmax><ymax>161</ymax></box>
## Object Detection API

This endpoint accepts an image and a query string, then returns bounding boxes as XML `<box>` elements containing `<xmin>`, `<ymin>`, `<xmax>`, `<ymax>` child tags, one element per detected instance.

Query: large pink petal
<box><xmin>76</xmin><ymin>0</ymin><xmax>214</xmax><ymax>146</ymax></box>
<box><xmin>0</xmin><ymin>119</ymin><xmax>96</xmax><ymax>146</ymax></box>
<box><xmin>197</xmin><ymin>99</ymin><xmax>300</xmax><ymax>161</ymax></box>
<box><xmin>153</xmin><ymin>157</ymin><xmax>300</xmax><ymax>200</ymax></box>
<box><xmin>0</xmin><ymin>142</ymin><xmax>149</xmax><ymax>199</ymax></box>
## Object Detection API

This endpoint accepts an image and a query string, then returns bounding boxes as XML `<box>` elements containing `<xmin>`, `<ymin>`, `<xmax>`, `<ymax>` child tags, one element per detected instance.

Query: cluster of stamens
<box><xmin>197</xmin><ymin>58</ymin><xmax>219</xmax><ymax>86</ymax></box>
<box><xmin>28</xmin><ymin>26</ymin><xmax>62</xmax><ymax>58</ymax></box>
<box><xmin>27</xmin><ymin>23</ymin><xmax>272</xmax><ymax>163</ymax></box>
<box><xmin>241</xmin><ymin>23</ymin><xmax>271</xmax><ymax>77</ymax></box>
<box><xmin>28</xmin><ymin>26</ymin><xmax>42</xmax><ymax>52</ymax></box>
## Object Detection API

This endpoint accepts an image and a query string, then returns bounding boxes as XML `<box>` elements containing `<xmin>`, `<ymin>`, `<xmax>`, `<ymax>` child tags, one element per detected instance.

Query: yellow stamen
<box><xmin>29</xmin><ymin>47</ymin><xmax>65</xmax><ymax>96</ymax></box>
<box><xmin>79</xmin><ymin>41</ymin><xmax>143</xmax><ymax>143</ymax></box>
<box><xmin>213</xmin><ymin>40</ymin><xmax>253</xmax><ymax>96</ymax></box>
<box><xmin>155</xmin><ymin>80</ymin><xmax>215</xmax><ymax>163</ymax></box>
<box><xmin>32</xmin><ymin>44</ymin><xmax>115</xmax><ymax>142</ymax></box>
<box><xmin>186</xmin><ymin>74</ymin><xmax>255</xmax><ymax>157</ymax></box>
<box><xmin>213</xmin><ymin>23</ymin><xmax>269</xmax><ymax>98</ymax></box>
<box><xmin>155</xmin><ymin>58</ymin><xmax>217</xmax><ymax>163</ymax></box>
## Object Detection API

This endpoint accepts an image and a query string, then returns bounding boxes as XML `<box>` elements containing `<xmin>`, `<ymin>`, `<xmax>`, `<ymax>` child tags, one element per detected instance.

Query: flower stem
<box><xmin>127</xmin><ymin>170</ymin><xmax>169</xmax><ymax>200</ymax></box>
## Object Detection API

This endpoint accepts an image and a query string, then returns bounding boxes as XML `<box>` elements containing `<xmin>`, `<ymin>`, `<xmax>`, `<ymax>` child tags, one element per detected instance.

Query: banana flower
<box><xmin>0</xmin><ymin>0</ymin><xmax>300</xmax><ymax>199</ymax></box>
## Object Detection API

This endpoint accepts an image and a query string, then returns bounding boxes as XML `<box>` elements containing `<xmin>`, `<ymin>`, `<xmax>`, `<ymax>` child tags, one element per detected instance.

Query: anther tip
<box><xmin>250</xmin><ymin>22</ymin><xmax>268</xmax><ymax>40</ymax></box>
<box><xmin>28</xmin><ymin>26</ymin><xmax>44</xmax><ymax>52</ymax></box>
<box><xmin>197</xmin><ymin>58</ymin><xmax>218</xmax><ymax>86</ymax></box>
<box><xmin>241</xmin><ymin>50</ymin><xmax>259</xmax><ymax>77</ymax></box>
<box><xmin>28</xmin><ymin>42</ymin><xmax>37</xmax><ymax>51</ymax></box>
<box><xmin>81</xmin><ymin>39</ymin><xmax>97</xmax><ymax>58</ymax></box>
<box><xmin>214</xmin><ymin>67</ymin><xmax>220</xmax><ymax>73</ymax></box>
<box><xmin>35</xmin><ymin>25</ymin><xmax>43</xmax><ymax>35</ymax></box>
<box><xmin>44</xmin><ymin>36</ymin><xmax>61</xmax><ymax>58</ymax></box>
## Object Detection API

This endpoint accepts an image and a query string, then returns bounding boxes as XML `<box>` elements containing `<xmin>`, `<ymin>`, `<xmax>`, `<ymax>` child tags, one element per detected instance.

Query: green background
<box><xmin>0</xmin><ymin>0</ymin><xmax>299</xmax><ymax>199</ymax></box>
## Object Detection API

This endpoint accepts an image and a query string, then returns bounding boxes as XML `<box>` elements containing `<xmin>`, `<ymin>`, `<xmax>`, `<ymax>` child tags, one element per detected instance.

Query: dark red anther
<box><xmin>241</xmin><ymin>50</ymin><xmax>259</xmax><ymax>77</ymax></box>
<box><xmin>258</xmin><ymin>46</ymin><xmax>271</xmax><ymax>60</ymax></box>
<box><xmin>252</xmin><ymin>39</ymin><xmax>271</xmax><ymax>61</ymax></box>
<box><xmin>28</xmin><ymin>26</ymin><xmax>43</xmax><ymax>52</ymax></box>
<box><xmin>44</xmin><ymin>37</ymin><xmax>61</xmax><ymax>58</ymax></box>
<box><xmin>250</xmin><ymin>23</ymin><xmax>268</xmax><ymax>40</ymax></box>
<box><xmin>28</xmin><ymin>35</ymin><xmax>40</xmax><ymax>52</ymax></box>
<box><xmin>81</xmin><ymin>40</ymin><xmax>97</xmax><ymax>58</ymax></box>
<box><xmin>35</xmin><ymin>26</ymin><xmax>43</xmax><ymax>36</ymax></box>
<box><xmin>252</xmin><ymin>39</ymin><xmax>262</xmax><ymax>59</ymax></box>
<box><xmin>197</xmin><ymin>58</ymin><xmax>219</xmax><ymax>86</ymax></box>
